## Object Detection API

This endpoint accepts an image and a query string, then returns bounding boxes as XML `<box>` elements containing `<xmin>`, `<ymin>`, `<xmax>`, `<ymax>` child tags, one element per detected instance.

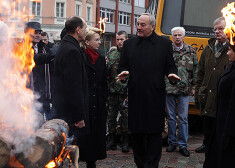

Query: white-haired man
<box><xmin>165</xmin><ymin>27</ymin><xmax>198</xmax><ymax>157</ymax></box>
<box><xmin>117</xmin><ymin>13</ymin><xmax>180</xmax><ymax>167</ymax></box>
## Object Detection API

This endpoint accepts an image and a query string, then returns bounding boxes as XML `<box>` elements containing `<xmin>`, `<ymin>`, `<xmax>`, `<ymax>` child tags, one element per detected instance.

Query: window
<box><xmin>119</xmin><ymin>0</ymin><xmax>131</xmax><ymax>4</ymax></box>
<box><xmin>32</xmin><ymin>2</ymin><xmax>41</xmax><ymax>16</ymax></box>
<box><xmin>56</xmin><ymin>2</ymin><xmax>65</xmax><ymax>18</ymax></box>
<box><xmin>100</xmin><ymin>8</ymin><xmax>114</xmax><ymax>23</ymax></box>
<box><xmin>135</xmin><ymin>0</ymin><xmax>145</xmax><ymax>8</ymax></box>
<box><xmin>134</xmin><ymin>14</ymin><xmax>140</xmax><ymax>26</ymax></box>
<box><xmin>118</xmin><ymin>11</ymin><xmax>130</xmax><ymax>25</ymax></box>
<box><xmin>75</xmin><ymin>3</ymin><xmax>81</xmax><ymax>16</ymax></box>
<box><xmin>87</xmin><ymin>6</ymin><xmax>91</xmax><ymax>21</ymax></box>
<box><xmin>9</xmin><ymin>0</ymin><xmax>20</xmax><ymax>15</ymax></box>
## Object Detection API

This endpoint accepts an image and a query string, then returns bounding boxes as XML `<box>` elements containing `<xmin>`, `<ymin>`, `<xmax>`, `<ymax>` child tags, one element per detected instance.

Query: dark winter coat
<box><xmin>195</xmin><ymin>38</ymin><xmax>229</xmax><ymax>117</ymax></box>
<box><xmin>78</xmin><ymin>49</ymin><xmax>107</xmax><ymax>162</ymax></box>
<box><xmin>32</xmin><ymin>41</ymin><xmax>54</xmax><ymax>103</ymax></box>
<box><xmin>204</xmin><ymin>61</ymin><xmax>235</xmax><ymax>168</ymax></box>
<box><xmin>118</xmin><ymin>32</ymin><xmax>177</xmax><ymax>134</ymax></box>
<box><xmin>53</xmin><ymin>35</ymin><xmax>89</xmax><ymax>135</ymax></box>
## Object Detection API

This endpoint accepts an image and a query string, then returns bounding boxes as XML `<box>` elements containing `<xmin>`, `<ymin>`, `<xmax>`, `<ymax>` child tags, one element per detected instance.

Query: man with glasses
<box><xmin>194</xmin><ymin>17</ymin><xmax>229</xmax><ymax>156</ymax></box>
<box><xmin>25</xmin><ymin>22</ymin><xmax>54</xmax><ymax>119</ymax></box>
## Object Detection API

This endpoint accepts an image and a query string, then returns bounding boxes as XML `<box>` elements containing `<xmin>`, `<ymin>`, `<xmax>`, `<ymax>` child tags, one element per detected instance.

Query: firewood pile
<box><xmin>0</xmin><ymin>119</ymin><xmax>79</xmax><ymax>168</ymax></box>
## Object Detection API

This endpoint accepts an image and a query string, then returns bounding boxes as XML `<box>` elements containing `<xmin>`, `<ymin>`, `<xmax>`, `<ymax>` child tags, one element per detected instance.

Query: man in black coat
<box><xmin>53</xmin><ymin>16</ymin><xmax>89</xmax><ymax>136</ymax></box>
<box><xmin>25</xmin><ymin>22</ymin><xmax>54</xmax><ymax>119</ymax></box>
<box><xmin>117</xmin><ymin>13</ymin><xmax>180</xmax><ymax>168</ymax></box>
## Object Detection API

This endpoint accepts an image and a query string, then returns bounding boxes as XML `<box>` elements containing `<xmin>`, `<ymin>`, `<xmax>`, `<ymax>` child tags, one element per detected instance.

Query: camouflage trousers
<box><xmin>107</xmin><ymin>93</ymin><xmax>129</xmax><ymax>134</ymax></box>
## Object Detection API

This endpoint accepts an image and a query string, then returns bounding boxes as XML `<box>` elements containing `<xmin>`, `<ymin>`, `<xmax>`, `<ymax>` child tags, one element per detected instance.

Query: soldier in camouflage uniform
<box><xmin>106</xmin><ymin>31</ymin><xmax>129</xmax><ymax>153</ymax></box>
<box><xmin>165</xmin><ymin>27</ymin><xmax>198</xmax><ymax>157</ymax></box>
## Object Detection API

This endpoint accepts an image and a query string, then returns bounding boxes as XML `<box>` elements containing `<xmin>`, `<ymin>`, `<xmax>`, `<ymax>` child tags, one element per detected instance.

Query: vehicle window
<box><xmin>182</xmin><ymin>0</ymin><xmax>233</xmax><ymax>37</ymax></box>
<box><xmin>161</xmin><ymin>0</ymin><xmax>182</xmax><ymax>35</ymax></box>
<box><xmin>161</xmin><ymin>0</ymin><xmax>233</xmax><ymax>38</ymax></box>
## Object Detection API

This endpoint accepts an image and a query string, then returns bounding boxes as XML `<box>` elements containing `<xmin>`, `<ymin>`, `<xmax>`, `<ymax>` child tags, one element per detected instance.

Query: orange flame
<box><xmin>7</xmin><ymin>156</ymin><xmax>24</xmax><ymax>168</ymax></box>
<box><xmin>0</xmin><ymin>0</ymin><xmax>39</xmax><ymax>156</ymax></box>
<box><xmin>10</xmin><ymin>28</ymin><xmax>36</xmax><ymax>134</ymax></box>
<box><xmin>221</xmin><ymin>2</ymin><xmax>235</xmax><ymax>45</ymax></box>
<box><xmin>99</xmin><ymin>17</ymin><xmax>108</xmax><ymax>33</ymax></box>
<box><xmin>13</xmin><ymin>28</ymin><xmax>35</xmax><ymax>76</ymax></box>
<box><xmin>45</xmin><ymin>132</ymin><xmax>72</xmax><ymax>168</ymax></box>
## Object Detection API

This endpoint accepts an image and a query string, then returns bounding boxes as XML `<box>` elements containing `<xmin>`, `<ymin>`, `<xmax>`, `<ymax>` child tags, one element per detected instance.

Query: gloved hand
<box><xmin>46</xmin><ymin>54</ymin><xmax>54</xmax><ymax>63</ymax></box>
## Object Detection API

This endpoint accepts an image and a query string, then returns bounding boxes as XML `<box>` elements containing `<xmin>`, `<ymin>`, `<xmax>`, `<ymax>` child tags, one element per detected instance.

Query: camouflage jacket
<box><xmin>106</xmin><ymin>46</ymin><xmax>128</xmax><ymax>95</ymax></box>
<box><xmin>165</xmin><ymin>42</ymin><xmax>198</xmax><ymax>95</ymax></box>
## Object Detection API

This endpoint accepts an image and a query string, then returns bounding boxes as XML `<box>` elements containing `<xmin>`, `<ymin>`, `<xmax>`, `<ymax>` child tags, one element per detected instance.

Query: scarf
<box><xmin>214</xmin><ymin>40</ymin><xmax>228</xmax><ymax>59</ymax></box>
<box><xmin>84</xmin><ymin>47</ymin><xmax>99</xmax><ymax>64</ymax></box>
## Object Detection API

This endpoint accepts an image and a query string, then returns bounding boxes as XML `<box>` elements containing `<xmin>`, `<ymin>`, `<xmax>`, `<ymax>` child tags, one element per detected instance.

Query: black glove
<box><xmin>46</xmin><ymin>54</ymin><xmax>54</xmax><ymax>63</ymax></box>
<box><xmin>34</xmin><ymin>53</ymin><xmax>54</xmax><ymax>64</ymax></box>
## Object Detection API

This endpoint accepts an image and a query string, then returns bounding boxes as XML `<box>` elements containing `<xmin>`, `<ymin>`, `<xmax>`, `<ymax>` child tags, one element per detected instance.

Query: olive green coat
<box><xmin>195</xmin><ymin>38</ymin><xmax>229</xmax><ymax>117</ymax></box>
<box><xmin>106</xmin><ymin>46</ymin><xmax>128</xmax><ymax>94</ymax></box>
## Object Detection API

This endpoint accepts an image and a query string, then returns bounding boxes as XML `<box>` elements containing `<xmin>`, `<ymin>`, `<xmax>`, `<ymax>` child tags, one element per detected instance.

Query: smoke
<box><xmin>0</xmin><ymin>21</ymin><xmax>42</xmax><ymax>156</ymax></box>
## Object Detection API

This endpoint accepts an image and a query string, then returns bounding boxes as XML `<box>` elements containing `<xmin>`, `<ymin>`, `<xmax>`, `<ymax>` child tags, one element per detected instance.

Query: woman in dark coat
<box><xmin>204</xmin><ymin>44</ymin><xmax>235</xmax><ymax>168</ymax></box>
<box><xmin>78</xmin><ymin>27</ymin><xmax>107</xmax><ymax>168</ymax></box>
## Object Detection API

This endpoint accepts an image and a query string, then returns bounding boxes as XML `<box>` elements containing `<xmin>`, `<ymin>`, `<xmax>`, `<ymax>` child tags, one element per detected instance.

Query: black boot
<box><xmin>195</xmin><ymin>144</ymin><xmax>206</xmax><ymax>153</ymax></box>
<box><xmin>122</xmin><ymin>135</ymin><xmax>130</xmax><ymax>153</ymax></box>
<box><xmin>106</xmin><ymin>133</ymin><xmax>117</xmax><ymax>150</ymax></box>
<box><xmin>86</xmin><ymin>161</ymin><xmax>96</xmax><ymax>168</ymax></box>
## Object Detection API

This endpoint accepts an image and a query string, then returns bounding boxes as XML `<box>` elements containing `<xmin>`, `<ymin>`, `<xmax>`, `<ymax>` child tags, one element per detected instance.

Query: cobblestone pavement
<box><xmin>78</xmin><ymin>133</ymin><xmax>205</xmax><ymax>168</ymax></box>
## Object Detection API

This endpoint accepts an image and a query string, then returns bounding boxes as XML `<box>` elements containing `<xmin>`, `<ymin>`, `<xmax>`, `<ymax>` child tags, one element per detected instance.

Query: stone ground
<box><xmin>78</xmin><ymin>133</ymin><xmax>205</xmax><ymax>168</ymax></box>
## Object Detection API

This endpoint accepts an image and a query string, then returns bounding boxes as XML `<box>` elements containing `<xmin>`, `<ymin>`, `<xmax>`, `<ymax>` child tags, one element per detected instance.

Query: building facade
<box><xmin>98</xmin><ymin>0</ymin><xmax>148</xmax><ymax>55</ymax></box>
<box><xmin>0</xmin><ymin>0</ymin><xmax>96</xmax><ymax>42</ymax></box>
<box><xmin>1</xmin><ymin>0</ymin><xmax>148</xmax><ymax>52</ymax></box>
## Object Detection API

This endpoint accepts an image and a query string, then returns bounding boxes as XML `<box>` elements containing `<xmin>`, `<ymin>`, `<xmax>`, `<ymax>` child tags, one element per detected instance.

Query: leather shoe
<box><xmin>179</xmin><ymin>148</ymin><xmax>190</xmax><ymax>157</ymax></box>
<box><xmin>166</xmin><ymin>144</ymin><xmax>177</xmax><ymax>152</ymax></box>
<box><xmin>195</xmin><ymin>144</ymin><xmax>206</xmax><ymax>153</ymax></box>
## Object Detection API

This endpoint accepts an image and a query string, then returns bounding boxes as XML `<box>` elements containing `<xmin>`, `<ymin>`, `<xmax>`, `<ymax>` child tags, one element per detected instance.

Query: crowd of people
<box><xmin>25</xmin><ymin>13</ymin><xmax>235</xmax><ymax>168</ymax></box>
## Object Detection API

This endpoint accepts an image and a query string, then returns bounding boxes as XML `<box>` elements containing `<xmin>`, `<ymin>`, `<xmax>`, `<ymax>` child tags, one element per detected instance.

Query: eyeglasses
<box><xmin>93</xmin><ymin>38</ymin><xmax>101</xmax><ymax>42</ymax></box>
<box><xmin>212</xmin><ymin>27</ymin><xmax>225</xmax><ymax>32</ymax></box>
<box><xmin>34</xmin><ymin>30</ymin><xmax>41</xmax><ymax>35</ymax></box>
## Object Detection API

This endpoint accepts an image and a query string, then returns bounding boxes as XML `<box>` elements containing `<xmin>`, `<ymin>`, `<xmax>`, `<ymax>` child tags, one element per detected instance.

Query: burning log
<box><xmin>0</xmin><ymin>111</ymin><xmax>44</xmax><ymax>168</ymax></box>
<box><xmin>41</xmin><ymin>119</ymin><xmax>69</xmax><ymax>136</ymax></box>
<box><xmin>16</xmin><ymin>119</ymin><xmax>69</xmax><ymax>168</ymax></box>
<box><xmin>64</xmin><ymin>145</ymin><xmax>79</xmax><ymax>168</ymax></box>
<box><xmin>0</xmin><ymin>137</ymin><xmax>11</xmax><ymax>168</ymax></box>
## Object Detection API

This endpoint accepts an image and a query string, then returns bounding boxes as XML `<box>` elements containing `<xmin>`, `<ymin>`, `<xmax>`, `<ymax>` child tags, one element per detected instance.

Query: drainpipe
<box><xmin>131</xmin><ymin>0</ymin><xmax>134</xmax><ymax>35</ymax></box>
<box><xmin>115</xmin><ymin>0</ymin><xmax>119</xmax><ymax>33</ymax></box>
<box><xmin>96</xmin><ymin>0</ymin><xmax>100</xmax><ymax>26</ymax></box>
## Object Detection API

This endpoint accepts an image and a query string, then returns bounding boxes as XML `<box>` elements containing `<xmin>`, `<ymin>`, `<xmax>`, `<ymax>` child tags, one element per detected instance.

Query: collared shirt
<box><xmin>34</xmin><ymin>43</ymin><xmax>38</xmax><ymax>54</ymax></box>
<box><xmin>173</xmin><ymin>43</ymin><xmax>184</xmax><ymax>51</ymax></box>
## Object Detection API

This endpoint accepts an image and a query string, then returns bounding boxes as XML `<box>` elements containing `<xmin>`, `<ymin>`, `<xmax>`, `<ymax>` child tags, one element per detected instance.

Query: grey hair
<box><xmin>171</xmin><ymin>27</ymin><xmax>185</xmax><ymax>36</ymax></box>
<box><xmin>141</xmin><ymin>13</ymin><xmax>156</xmax><ymax>26</ymax></box>
<box><xmin>213</xmin><ymin>17</ymin><xmax>225</xmax><ymax>26</ymax></box>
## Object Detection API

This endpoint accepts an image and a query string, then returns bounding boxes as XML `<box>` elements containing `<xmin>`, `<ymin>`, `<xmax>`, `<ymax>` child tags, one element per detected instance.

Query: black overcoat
<box><xmin>118</xmin><ymin>32</ymin><xmax>177</xmax><ymax>134</ymax></box>
<box><xmin>53</xmin><ymin>35</ymin><xmax>89</xmax><ymax>135</ymax></box>
<box><xmin>204</xmin><ymin>61</ymin><xmax>235</xmax><ymax>168</ymax></box>
<box><xmin>33</xmin><ymin>41</ymin><xmax>54</xmax><ymax>103</ymax></box>
<box><xmin>78</xmin><ymin>50</ymin><xmax>107</xmax><ymax>162</ymax></box>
